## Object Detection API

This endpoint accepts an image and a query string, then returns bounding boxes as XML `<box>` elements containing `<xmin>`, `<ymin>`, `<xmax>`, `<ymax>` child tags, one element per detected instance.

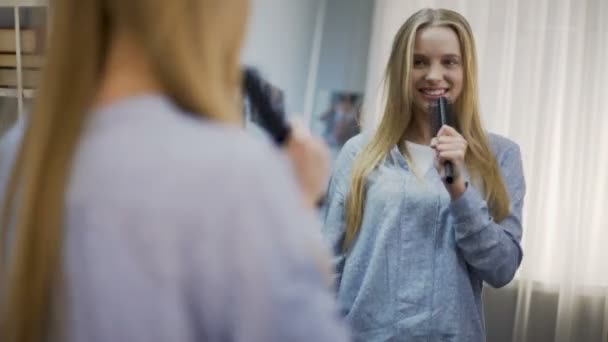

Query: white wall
<box><xmin>315</xmin><ymin>0</ymin><xmax>375</xmax><ymax>94</ymax></box>
<box><xmin>242</xmin><ymin>0</ymin><xmax>375</xmax><ymax>119</ymax></box>
<box><xmin>242</xmin><ymin>0</ymin><xmax>323</xmax><ymax>116</ymax></box>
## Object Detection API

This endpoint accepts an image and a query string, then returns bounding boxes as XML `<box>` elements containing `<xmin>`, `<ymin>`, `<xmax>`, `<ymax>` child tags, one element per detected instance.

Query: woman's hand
<box><xmin>430</xmin><ymin>125</ymin><xmax>468</xmax><ymax>200</ymax></box>
<box><xmin>285</xmin><ymin>121</ymin><xmax>330</xmax><ymax>209</ymax></box>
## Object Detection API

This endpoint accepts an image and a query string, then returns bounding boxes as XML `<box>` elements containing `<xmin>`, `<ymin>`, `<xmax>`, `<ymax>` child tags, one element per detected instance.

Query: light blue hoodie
<box><xmin>322</xmin><ymin>133</ymin><xmax>526</xmax><ymax>342</ymax></box>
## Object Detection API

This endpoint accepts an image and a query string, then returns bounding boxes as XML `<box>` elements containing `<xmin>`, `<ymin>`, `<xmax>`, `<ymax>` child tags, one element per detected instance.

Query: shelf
<box><xmin>0</xmin><ymin>0</ymin><xmax>47</xmax><ymax>7</ymax></box>
<box><xmin>0</xmin><ymin>0</ymin><xmax>47</xmax><ymax>117</ymax></box>
<box><xmin>0</xmin><ymin>87</ymin><xmax>35</xmax><ymax>98</ymax></box>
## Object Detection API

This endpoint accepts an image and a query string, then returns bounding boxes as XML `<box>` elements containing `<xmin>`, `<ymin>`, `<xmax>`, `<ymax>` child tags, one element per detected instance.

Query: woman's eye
<box><xmin>413</xmin><ymin>59</ymin><xmax>426</xmax><ymax>67</ymax></box>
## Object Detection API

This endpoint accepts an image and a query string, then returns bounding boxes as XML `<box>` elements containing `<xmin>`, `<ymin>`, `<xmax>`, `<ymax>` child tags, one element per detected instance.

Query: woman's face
<box><xmin>410</xmin><ymin>25</ymin><xmax>464</xmax><ymax>113</ymax></box>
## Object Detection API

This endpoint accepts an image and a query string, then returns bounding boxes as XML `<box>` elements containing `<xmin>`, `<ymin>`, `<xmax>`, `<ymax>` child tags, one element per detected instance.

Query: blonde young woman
<box><xmin>322</xmin><ymin>8</ymin><xmax>526</xmax><ymax>342</ymax></box>
<box><xmin>0</xmin><ymin>1</ymin><xmax>351</xmax><ymax>341</ymax></box>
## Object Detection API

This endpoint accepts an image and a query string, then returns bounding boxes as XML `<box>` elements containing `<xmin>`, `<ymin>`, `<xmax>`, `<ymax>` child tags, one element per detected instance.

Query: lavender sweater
<box><xmin>0</xmin><ymin>95</ymin><xmax>350</xmax><ymax>342</ymax></box>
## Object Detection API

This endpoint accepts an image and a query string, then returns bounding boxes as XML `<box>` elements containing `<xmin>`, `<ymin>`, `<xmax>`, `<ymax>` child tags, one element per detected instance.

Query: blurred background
<box><xmin>0</xmin><ymin>1</ymin><xmax>46</xmax><ymax>135</ymax></box>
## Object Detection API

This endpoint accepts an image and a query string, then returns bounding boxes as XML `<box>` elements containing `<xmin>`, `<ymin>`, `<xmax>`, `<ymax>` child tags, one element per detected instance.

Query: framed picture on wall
<box><xmin>312</xmin><ymin>90</ymin><xmax>363</xmax><ymax>159</ymax></box>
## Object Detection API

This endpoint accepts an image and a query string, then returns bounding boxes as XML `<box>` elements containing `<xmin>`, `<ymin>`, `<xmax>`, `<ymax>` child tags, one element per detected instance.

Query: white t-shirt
<box><xmin>405</xmin><ymin>141</ymin><xmax>435</xmax><ymax>177</ymax></box>
<box><xmin>405</xmin><ymin>141</ymin><xmax>475</xmax><ymax>187</ymax></box>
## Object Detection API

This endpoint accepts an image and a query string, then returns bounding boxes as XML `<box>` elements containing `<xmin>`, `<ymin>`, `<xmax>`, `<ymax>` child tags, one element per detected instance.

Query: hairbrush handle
<box><xmin>444</xmin><ymin>161</ymin><xmax>455</xmax><ymax>184</ymax></box>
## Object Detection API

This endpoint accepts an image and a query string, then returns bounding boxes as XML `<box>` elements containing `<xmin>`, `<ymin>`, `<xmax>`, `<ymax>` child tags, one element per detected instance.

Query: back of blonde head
<box><xmin>343</xmin><ymin>8</ymin><xmax>510</xmax><ymax>251</ymax></box>
<box><xmin>0</xmin><ymin>0</ymin><xmax>249</xmax><ymax>341</ymax></box>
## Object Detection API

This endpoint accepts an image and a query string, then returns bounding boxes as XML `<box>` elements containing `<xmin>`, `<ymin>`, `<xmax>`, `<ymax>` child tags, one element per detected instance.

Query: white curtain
<box><xmin>363</xmin><ymin>0</ymin><xmax>608</xmax><ymax>341</ymax></box>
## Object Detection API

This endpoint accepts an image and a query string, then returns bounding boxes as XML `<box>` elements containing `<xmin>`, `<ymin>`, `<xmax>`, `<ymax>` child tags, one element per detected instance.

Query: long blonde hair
<box><xmin>0</xmin><ymin>0</ymin><xmax>249</xmax><ymax>341</ymax></box>
<box><xmin>343</xmin><ymin>8</ymin><xmax>510</xmax><ymax>251</ymax></box>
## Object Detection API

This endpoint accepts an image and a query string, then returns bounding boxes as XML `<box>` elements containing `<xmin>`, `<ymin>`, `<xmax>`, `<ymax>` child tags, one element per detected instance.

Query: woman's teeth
<box><xmin>422</xmin><ymin>89</ymin><xmax>447</xmax><ymax>96</ymax></box>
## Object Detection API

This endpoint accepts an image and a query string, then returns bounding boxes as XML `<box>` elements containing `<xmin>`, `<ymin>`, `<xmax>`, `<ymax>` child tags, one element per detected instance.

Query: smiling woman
<box><xmin>411</xmin><ymin>26</ymin><xmax>463</xmax><ymax>105</ymax></box>
<box><xmin>321</xmin><ymin>8</ymin><xmax>525</xmax><ymax>342</ymax></box>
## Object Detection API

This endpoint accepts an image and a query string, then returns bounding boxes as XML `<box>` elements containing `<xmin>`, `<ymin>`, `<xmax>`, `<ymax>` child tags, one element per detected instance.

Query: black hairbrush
<box><xmin>243</xmin><ymin>67</ymin><xmax>328</xmax><ymax>208</ymax></box>
<box><xmin>431</xmin><ymin>97</ymin><xmax>456</xmax><ymax>184</ymax></box>
<box><xmin>242</xmin><ymin>67</ymin><xmax>291</xmax><ymax>146</ymax></box>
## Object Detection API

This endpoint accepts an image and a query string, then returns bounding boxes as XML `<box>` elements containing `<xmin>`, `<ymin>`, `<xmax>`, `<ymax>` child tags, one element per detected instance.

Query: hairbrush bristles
<box><xmin>243</xmin><ymin>67</ymin><xmax>291</xmax><ymax>145</ymax></box>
